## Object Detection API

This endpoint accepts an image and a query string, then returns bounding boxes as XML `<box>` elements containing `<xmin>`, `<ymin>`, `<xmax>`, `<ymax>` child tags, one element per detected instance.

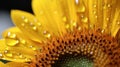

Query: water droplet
<box><xmin>65</xmin><ymin>24</ymin><xmax>70</xmax><ymax>29</ymax></box>
<box><xmin>93</xmin><ymin>11</ymin><xmax>97</xmax><ymax>14</ymax></box>
<box><xmin>30</xmin><ymin>46</ymin><xmax>37</xmax><ymax>51</ymax></box>
<box><xmin>4</xmin><ymin>50</ymin><xmax>13</xmax><ymax>57</ymax></box>
<box><xmin>117</xmin><ymin>21</ymin><xmax>120</xmax><ymax>25</ymax></box>
<box><xmin>93</xmin><ymin>5</ymin><xmax>97</xmax><ymax>8</ymax></box>
<box><xmin>21</xmin><ymin>23</ymin><xmax>25</xmax><ymax>26</ymax></box>
<box><xmin>103</xmin><ymin>4</ymin><xmax>111</xmax><ymax>9</ymax></box>
<box><xmin>107</xmin><ymin>4</ymin><xmax>111</xmax><ymax>8</ymax></box>
<box><xmin>77</xmin><ymin>26</ymin><xmax>81</xmax><ymax>30</ymax></box>
<box><xmin>29</xmin><ymin>22</ymin><xmax>33</xmax><ymax>26</ymax></box>
<box><xmin>6</xmin><ymin>38</ymin><xmax>19</xmax><ymax>46</ymax></box>
<box><xmin>106</xmin><ymin>18</ymin><xmax>109</xmax><ymax>21</ymax></box>
<box><xmin>34</xmin><ymin>19</ymin><xmax>37</xmax><ymax>22</ymax></box>
<box><xmin>43</xmin><ymin>31</ymin><xmax>51</xmax><ymax>38</ymax></box>
<box><xmin>95</xmin><ymin>15</ymin><xmax>98</xmax><ymax>18</ymax></box>
<box><xmin>90</xmin><ymin>24</ymin><xmax>94</xmax><ymax>29</ymax></box>
<box><xmin>43</xmin><ymin>30</ymin><xmax>47</xmax><ymax>34</ymax></box>
<box><xmin>24</xmin><ymin>18</ymin><xmax>28</xmax><ymax>23</ymax></box>
<box><xmin>75</xmin><ymin>0</ymin><xmax>79</xmax><ymax>5</ymax></box>
<box><xmin>71</xmin><ymin>21</ymin><xmax>77</xmax><ymax>27</ymax></box>
<box><xmin>37</xmin><ymin>23</ymin><xmax>41</xmax><ymax>26</ymax></box>
<box><xmin>32</xmin><ymin>26</ymin><xmax>37</xmax><ymax>31</ymax></box>
<box><xmin>25</xmin><ymin>58</ymin><xmax>31</xmax><ymax>62</ymax></box>
<box><xmin>45</xmin><ymin>33</ymin><xmax>51</xmax><ymax>38</ymax></box>
<box><xmin>20</xmin><ymin>39</ymin><xmax>26</xmax><ymax>45</ymax></box>
<box><xmin>77</xmin><ymin>5</ymin><xmax>85</xmax><ymax>12</ymax></box>
<box><xmin>19</xmin><ymin>54</ymin><xmax>25</xmax><ymax>59</ymax></box>
<box><xmin>103</xmin><ymin>4</ymin><xmax>106</xmax><ymax>9</ymax></box>
<box><xmin>63</xmin><ymin>16</ymin><xmax>67</xmax><ymax>22</ymax></box>
<box><xmin>101</xmin><ymin>29</ymin><xmax>105</xmax><ymax>33</ymax></box>
<box><xmin>0</xmin><ymin>53</ymin><xmax>3</xmax><ymax>58</ymax></box>
<box><xmin>81</xmin><ymin>16</ymin><xmax>88</xmax><ymax>23</ymax></box>
<box><xmin>7</xmin><ymin>32</ymin><xmax>16</xmax><ymax>39</ymax></box>
<box><xmin>21</xmin><ymin>16</ymin><xmax>25</xmax><ymax>19</ymax></box>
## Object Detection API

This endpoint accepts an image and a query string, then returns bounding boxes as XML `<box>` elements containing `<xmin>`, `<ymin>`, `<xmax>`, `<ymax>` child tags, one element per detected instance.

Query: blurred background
<box><xmin>0</xmin><ymin>0</ymin><xmax>32</xmax><ymax>38</ymax></box>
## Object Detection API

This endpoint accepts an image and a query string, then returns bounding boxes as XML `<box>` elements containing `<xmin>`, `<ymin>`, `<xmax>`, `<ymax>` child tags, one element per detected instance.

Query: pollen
<box><xmin>30</xmin><ymin>29</ymin><xmax>120</xmax><ymax>67</ymax></box>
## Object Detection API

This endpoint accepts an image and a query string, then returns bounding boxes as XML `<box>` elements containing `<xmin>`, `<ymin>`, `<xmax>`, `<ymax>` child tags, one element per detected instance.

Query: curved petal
<box><xmin>6</xmin><ymin>62</ymin><xmax>30</xmax><ymax>67</ymax></box>
<box><xmin>111</xmin><ymin>9</ymin><xmax>120</xmax><ymax>37</ymax></box>
<box><xmin>0</xmin><ymin>27</ymin><xmax>42</xmax><ymax>62</ymax></box>
<box><xmin>0</xmin><ymin>62</ymin><xmax>6</xmax><ymax>67</ymax></box>
<box><xmin>76</xmin><ymin>0</ymin><xmax>119</xmax><ymax>36</ymax></box>
<box><xmin>0</xmin><ymin>62</ymin><xmax>30</xmax><ymax>67</ymax></box>
<box><xmin>32</xmin><ymin>0</ymin><xmax>78</xmax><ymax>33</ymax></box>
<box><xmin>11</xmin><ymin>10</ymin><xmax>48</xmax><ymax>42</ymax></box>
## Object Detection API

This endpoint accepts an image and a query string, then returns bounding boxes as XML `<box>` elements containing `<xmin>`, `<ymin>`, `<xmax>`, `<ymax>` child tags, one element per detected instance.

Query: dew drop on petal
<box><xmin>77</xmin><ymin>5</ymin><xmax>85</xmax><ymax>13</ymax></box>
<box><xmin>101</xmin><ymin>29</ymin><xmax>105</xmax><ymax>33</ymax></box>
<box><xmin>77</xmin><ymin>26</ymin><xmax>82</xmax><ymax>31</ymax></box>
<box><xmin>45</xmin><ymin>34</ymin><xmax>51</xmax><ymax>38</ymax></box>
<box><xmin>6</xmin><ymin>38</ymin><xmax>19</xmax><ymax>46</ymax></box>
<box><xmin>37</xmin><ymin>23</ymin><xmax>42</xmax><ymax>26</ymax></box>
<box><xmin>81</xmin><ymin>16</ymin><xmax>88</xmax><ymax>23</ymax></box>
<box><xmin>93</xmin><ymin>4</ymin><xmax>97</xmax><ymax>8</ymax></box>
<box><xmin>107</xmin><ymin>4</ymin><xmax>111</xmax><ymax>8</ymax></box>
<box><xmin>25</xmin><ymin>58</ymin><xmax>31</xmax><ymax>62</ymax></box>
<box><xmin>75</xmin><ymin>0</ymin><xmax>79</xmax><ymax>5</ymax></box>
<box><xmin>32</xmin><ymin>26</ymin><xmax>37</xmax><ymax>31</ymax></box>
<box><xmin>106</xmin><ymin>17</ymin><xmax>109</xmax><ymax>21</ymax></box>
<box><xmin>95</xmin><ymin>15</ymin><xmax>98</xmax><ymax>19</ymax></box>
<box><xmin>43</xmin><ymin>31</ymin><xmax>51</xmax><ymax>38</ymax></box>
<box><xmin>23</xmin><ymin>18</ymin><xmax>28</xmax><ymax>23</ymax></box>
<box><xmin>20</xmin><ymin>39</ymin><xmax>26</xmax><ymax>45</ymax></box>
<box><xmin>19</xmin><ymin>54</ymin><xmax>26</xmax><ymax>59</ymax></box>
<box><xmin>117</xmin><ymin>21</ymin><xmax>120</xmax><ymax>25</ymax></box>
<box><xmin>0</xmin><ymin>53</ymin><xmax>3</xmax><ymax>58</ymax></box>
<box><xmin>30</xmin><ymin>46</ymin><xmax>37</xmax><ymax>51</ymax></box>
<box><xmin>65</xmin><ymin>24</ymin><xmax>70</xmax><ymax>29</ymax></box>
<box><xmin>93</xmin><ymin>11</ymin><xmax>97</xmax><ymax>15</ymax></box>
<box><xmin>7</xmin><ymin>32</ymin><xmax>17</xmax><ymax>39</ymax></box>
<box><xmin>71</xmin><ymin>21</ymin><xmax>77</xmax><ymax>27</ymax></box>
<box><xmin>4</xmin><ymin>50</ymin><xmax>13</xmax><ymax>58</ymax></box>
<box><xmin>21</xmin><ymin>23</ymin><xmax>25</xmax><ymax>26</ymax></box>
<box><xmin>63</xmin><ymin>16</ymin><xmax>67</xmax><ymax>22</ymax></box>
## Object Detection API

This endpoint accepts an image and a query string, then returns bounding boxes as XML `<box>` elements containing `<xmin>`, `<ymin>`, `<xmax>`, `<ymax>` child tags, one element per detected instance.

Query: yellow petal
<box><xmin>32</xmin><ymin>0</ymin><xmax>77</xmax><ymax>33</ymax></box>
<box><xmin>111</xmin><ymin>9</ymin><xmax>120</xmax><ymax>37</ymax></box>
<box><xmin>6</xmin><ymin>62</ymin><xmax>30</xmax><ymax>67</ymax></box>
<box><xmin>0</xmin><ymin>27</ymin><xmax>42</xmax><ymax>62</ymax></box>
<box><xmin>0</xmin><ymin>62</ymin><xmax>6</xmax><ymax>67</ymax></box>
<box><xmin>76</xmin><ymin>0</ymin><xmax>89</xmax><ymax>29</ymax></box>
<box><xmin>11</xmin><ymin>10</ymin><xmax>47</xmax><ymax>42</ymax></box>
<box><xmin>0</xmin><ymin>39</ymin><xmax>35</xmax><ymax>62</ymax></box>
<box><xmin>0</xmin><ymin>62</ymin><xmax>30</xmax><ymax>67</ymax></box>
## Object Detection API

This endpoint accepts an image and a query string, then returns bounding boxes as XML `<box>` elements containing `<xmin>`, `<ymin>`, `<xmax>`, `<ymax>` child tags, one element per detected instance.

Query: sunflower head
<box><xmin>0</xmin><ymin>0</ymin><xmax>120</xmax><ymax>67</ymax></box>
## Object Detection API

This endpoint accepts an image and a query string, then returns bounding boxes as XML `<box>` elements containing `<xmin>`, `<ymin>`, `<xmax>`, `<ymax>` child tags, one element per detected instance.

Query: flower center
<box><xmin>31</xmin><ymin>29</ymin><xmax>120</xmax><ymax>67</ymax></box>
<box><xmin>52</xmin><ymin>54</ymin><xmax>93</xmax><ymax>67</ymax></box>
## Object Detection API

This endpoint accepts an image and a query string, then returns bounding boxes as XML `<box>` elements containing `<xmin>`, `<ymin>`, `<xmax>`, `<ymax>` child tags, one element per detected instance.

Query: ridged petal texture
<box><xmin>0</xmin><ymin>0</ymin><xmax>120</xmax><ymax>67</ymax></box>
<box><xmin>0</xmin><ymin>27</ymin><xmax>41</xmax><ymax>62</ymax></box>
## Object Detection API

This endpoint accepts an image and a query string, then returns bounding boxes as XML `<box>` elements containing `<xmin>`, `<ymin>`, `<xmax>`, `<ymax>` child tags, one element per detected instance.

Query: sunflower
<box><xmin>0</xmin><ymin>0</ymin><xmax>120</xmax><ymax>67</ymax></box>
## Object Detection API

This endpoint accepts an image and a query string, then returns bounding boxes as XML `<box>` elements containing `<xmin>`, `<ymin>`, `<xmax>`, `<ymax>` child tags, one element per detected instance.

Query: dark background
<box><xmin>0</xmin><ymin>0</ymin><xmax>32</xmax><ymax>13</ymax></box>
<box><xmin>0</xmin><ymin>0</ymin><xmax>32</xmax><ymax>38</ymax></box>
